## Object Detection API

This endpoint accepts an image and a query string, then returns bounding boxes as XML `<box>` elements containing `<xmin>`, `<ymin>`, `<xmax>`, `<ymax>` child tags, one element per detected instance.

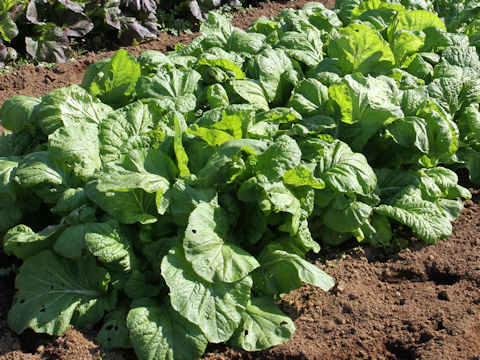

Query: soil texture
<box><xmin>1</xmin><ymin>0</ymin><xmax>479</xmax><ymax>359</ymax></box>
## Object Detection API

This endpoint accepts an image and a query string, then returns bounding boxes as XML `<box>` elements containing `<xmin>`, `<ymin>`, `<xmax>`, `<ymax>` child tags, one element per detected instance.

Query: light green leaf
<box><xmin>251</xmin><ymin>48</ymin><xmax>296</xmax><ymax>105</ymax></box>
<box><xmin>252</xmin><ymin>243</ymin><xmax>334</xmax><ymax>295</ymax></box>
<box><xmin>230</xmin><ymin>296</ymin><xmax>295</xmax><ymax>351</ymax></box>
<box><xmin>170</xmin><ymin>179</ymin><xmax>217</xmax><ymax>226</ymax></box>
<box><xmin>387</xmin><ymin>10</ymin><xmax>446</xmax><ymax>44</ymax></box>
<box><xmin>35</xmin><ymin>85</ymin><xmax>113</xmax><ymax>136</ymax></box>
<box><xmin>99</xmin><ymin>101</ymin><xmax>153</xmax><ymax>164</ymax></box>
<box><xmin>85</xmin><ymin>221</ymin><xmax>133</xmax><ymax>271</ymax></box>
<box><xmin>275</xmin><ymin>29</ymin><xmax>323</xmax><ymax>67</ymax></box>
<box><xmin>283</xmin><ymin>165</ymin><xmax>325</xmax><ymax>189</ymax></box>
<box><xmin>3</xmin><ymin>224</ymin><xmax>59</xmax><ymax>260</ymax></box>
<box><xmin>48</xmin><ymin>123</ymin><xmax>101</xmax><ymax>181</ymax></box>
<box><xmin>0</xmin><ymin>95</ymin><xmax>41</xmax><ymax>133</ymax></box>
<box><xmin>351</xmin><ymin>0</ymin><xmax>405</xmax><ymax>19</ymax></box>
<box><xmin>82</xmin><ymin>49</ymin><xmax>141</xmax><ymax>108</ymax></box>
<box><xmin>0</xmin><ymin>12</ymin><xmax>18</xmax><ymax>42</ymax></box>
<box><xmin>288</xmin><ymin>78</ymin><xmax>330</xmax><ymax>117</ymax></box>
<box><xmin>14</xmin><ymin>151</ymin><xmax>74</xmax><ymax>189</ymax></box>
<box><xmin>228</xmin><ymin>80</ymin><xmax>269</xmax><ymax>111</ymax></box>
<box><xmin>187</xmin><ymin>125</ymin><xmax>234</xmax><ymax>147</ymax></box>
<box><xmin>161</xmin><ymin>247</ymin><xmax>252</xmax><ymax>343</ymax></box>
<box><xmin>207</xmin><ymin>83</ymin><xmax>229</xmax><ymax>109</ymax></box>
<box><xmin>127</xmin><ymin>299</ymin><xmax>207</xmax><ymax>360</ymax></box>
<box><xmin>8</xmin><ymin>250</ymin><xmax>110</xmax><ymax>335</ymax></box>
<box><xmin>329</xmin><ymin>74</ymin><xmax>403</xmax><ymax>150</ymax></box>
<box><xmin>121</xmin><ymin>148</ymin><xmax>178</xmax><ymax>182</ymax></box>
<box><xmin>86</xmin><ymin>164</ymin><xmax>170</xmax><ymax>224</ymax></box>
<box><xmin>173</xmin><ymin>113</ymin><xmax>190</xmax><ymax>177</ymax></box>
<box><xmin>225</xmin><ymin>29</ymin><xmax>266</xmax><ymax>54</ymax></box>
<box><xmin>328</xmin><ymin>23</ymin><xmax>395</xmax><ymax>75</ymax></box>
<box><xmin>183</xmin><ymin>202</ymin><xmax>259</xmax><ymax>283</ymax></box>
<box><xmin>0</xmin><ymin>156</ymin><xmax>21</xmax><ymax>205</ymax></box>
<box><xmin>391</xmin><ymin>30</ymin><xmax>426</xmax><ymax>67</ymax></box>
<box><xmin>323</xmin><ymin>198</ymin><xmax>372</xmax><ymax>233</ymax></box>
<box><xmin>256</xmin><ymin>135</ymin><xmax>301</xmax><ymax>180</ymax></box>
<box><xmin>315</xmin><ymin>139</ymin><xmax>377</xmax><ymax>195</ymax></box>
<box><xmin>136</xmin><ymin>68</ymin><xmax>201</xmax><ymax>99</ymax></box>
<box><xmin>375</xmin><ymin>187</ymin><xmax>452</xmax><ymax>243</ymax></box>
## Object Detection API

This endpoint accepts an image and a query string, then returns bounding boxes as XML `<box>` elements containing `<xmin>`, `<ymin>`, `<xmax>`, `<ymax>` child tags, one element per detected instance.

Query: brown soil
<box><xmin>1</xmin><ymin>1</ymin><xmax>480</xmax><ymax>359</ymax></box>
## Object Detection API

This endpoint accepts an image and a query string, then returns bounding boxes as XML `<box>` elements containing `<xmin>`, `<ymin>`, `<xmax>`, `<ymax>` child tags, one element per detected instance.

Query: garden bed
<box><xmin>1</xmin><ymin>0</ymin><xmax>479</xmax><ymax>359</ymax></box>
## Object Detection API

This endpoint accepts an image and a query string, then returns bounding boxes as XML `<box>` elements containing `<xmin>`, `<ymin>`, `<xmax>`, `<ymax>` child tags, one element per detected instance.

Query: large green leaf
<box><xmin>0</xmin><ymin>156</ymin><xmax>21</xmax><ymax>205</ymax></box>
<box><xmin>48</xmin><ymin>123</ymin><xmax>101</xmax><ymax>181</ymax></box>
<box><xmin>54</xmin><ymin>222</ymin><xmax>100</xmax><ymax>260</ymax></box>
<box><xmin>288</xmin><ymin>78</ymin><xmax>331</xmax><ymax>117</ymax></box>
<box><xmin>375</xmin><ymin>187</ymin><xmax>452</xmax><ymax>243</ymax></box>
<box><xmin>386</xmin><ymin>10</ymin><xmax>446</xmax><ymax>44</ymax></box>
<box><xmin>35</xmin><ymin>85</ymin><xmax>113</xmax><ymax>136</ymax></box>
<box><xmin>183</xmin><ymin>202</ymin><xmax>259</xmax><ymax>283</ymax></box>
<box><xmin>8</xmin><ymin>250</ymin><xmax>111</xmax><ymax>335</ymax></box>
<box><xmin>169</xmin><ymin>179</ymin><xmax>217</xmax><ymax>226</ymax></box>
<box><xmin>275</xmin><ymin>29</ymin><xmax>323</xmax><ymax>67</ymax></box>
<box><xmin>14</xmin><ymin>151</ymin><xmax>75</xmax><ymax>190</ymax></box>
<box><xmin>315</xmin><ymin>139</ymin><xmax>377</xmax><ymax>195</ymax></box>
<box><xmin>328</xmin><ymin>23</ymin><xmax>395</xmax><ymax>75</ymax></box>
<box><xmin>136</xmin><ymin>68</ymin><xmax>201</xmax><ymax>99</ymax></box>
<box><xmin>3</xmin><ymin>224</ymin><xmax>60</xmax><ymax>260</ymax></box>
<box><xmin>99</xmin><ymin>101</ymin><xmax>153</xmax><ymax>164</ymax></box>
<box><xmin>85</xmin><ymin>221</ymin><xmax>134</xmax><ymax>271</ymax></box>
<box><xmin>250</xmin><ymin>48</ymin><xmax>297</xmax><ymax>105</ymax></box>
<box><xmin>256</xmin><ymin>135</ymin><xmax>302</xmax><ymax>181</ymax></box>
<box><xmin>82</xmin><ymin>50</ymin><xmax>141</xmax><ymax>108</ymax></box>
<box><xmin>85</xmin><ymin>164</ymin><xmax>170</xmax><ymax>224</ymax></box>
<box><xmin>0</xmin><ymin>95</ymin><xmax>41</xmax><ymax>133</ymax></box>
<box><xmin>252</xmin><ymin>243</ymin><xmax>334</xmax><ymax>295</ymax></box>
<box><xmin>230</xmin><ymin>296</ymin><xmax>295</xmax><ymax>351</ymax></box>
<box><xmin>161</xmin><ymin>247</ymin><xmax>252</xmax><ymax>343</ymax></box>
<box><xmin>127</xmin><ymin>299</ymin><xmax>208</xmax><ymax>360</ymax></box>
<box><xmin>329</xmin><ymin>74</ymin><xmax>404</xmax><ymax>150</ymax></box>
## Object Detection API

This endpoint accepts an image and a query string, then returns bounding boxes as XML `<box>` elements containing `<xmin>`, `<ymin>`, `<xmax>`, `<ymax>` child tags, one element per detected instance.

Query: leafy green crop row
<box><xmin>1</xmin><ymin>0</ymin><xmax>479</xmax><ymax>359</ymax></box>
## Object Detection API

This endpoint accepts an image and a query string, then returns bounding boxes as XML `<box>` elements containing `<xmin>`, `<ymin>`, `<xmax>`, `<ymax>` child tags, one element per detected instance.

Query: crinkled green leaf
<box><xmin>328</xmin><ymin>23</ymin><xmax>395</xmax><ymax>75</ymax></box>
<box><xmin>8</xmin><ymin>250</ymin><xmax>111</xmax><ymax>335</ymax></box>
<box><xmin>3</xmin><ymin>224</ymin><xmax>60</xmax><ymax>260</ymax></box>
<box><xmin>329</xmin><ymin>74</ymin><xmax>403</xmax><ymax>150</ymax></box>
<box><xmin>82</xmin><ymin>50</ymin><xmax>141</xmax><ymax>108</ymax></box>
<box><xmin>230</xmin><ymin>296</ymin><xmax>295</xmax><ymax>351</ymax></box>
<box><xmin>136</xmin><ymin>68</ymin><xmax>201</xmax><ymax>99</ymax></box>
<box><xmin>0</xmin><ymin>96</ymin><xmax>41</xmax><ymax>133</ymax></box>
<box><xmin>315</xmin><ymin>139</ymin><xmax>377</xmax><ymax>195</ymax></box>
<box><xmin>85</xmin><ymin>164</ymin><xmax>170</xmax><ymax>224</ymax></box>
<box><xmin>99</xmin><ymin>101</ymin><xmax>153</xmax><ymax>164</ymax></box>
<box><xmin>256</xmin><ymin>135</ymin><xmax>301</xmax><ymax>181</ymax></box>
<box><xmin>252</xmin><ymin>243</ymin><xmax>334</xmax><ymax>295</ymax></box>
<box><xmin>127</xmin><ymin>299</ymin><xmax>208</xmax><ymax>360</ymax></box>
<box><xmin>183</xmin><ymin>202</ymin><xmax>259</xmax><ymax>283</ymax></box>
<box><xmin>161</xmin><ymin>247</ymin><xmax>252</xmax><ymax>343</ymax></box>
<box><xmin>48</xmin><ymin>123</ymin><xmax>101</xmax><ymax>181</ymax></box>
<box><xmin>85</xmin><ymin>221</ymin><xmax>133</xmax><ymax>271</ymax></box>
<box><xmin>375</xmin><ymin>187</ymin><xmax>452</xmax><ymax>243</ymax></box>
<box><xmin>35</xmin><ymin>85</ymin><xmax>113</xmax><ymax>136</ymax></box>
